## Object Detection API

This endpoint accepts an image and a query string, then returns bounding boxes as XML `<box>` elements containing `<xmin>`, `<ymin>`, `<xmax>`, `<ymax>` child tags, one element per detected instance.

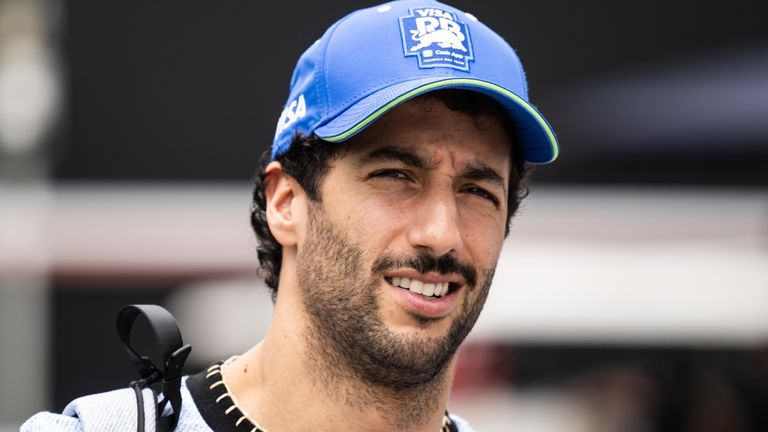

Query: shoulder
<box><xmin>20</xmin><ymin>411</ymin><xmax>83</xmax><ymax>432</ymax></box>
<box><xmin>450</xmin><ymin>412</ymin><xmax>478</xmax><ymax>432</ymax></box>
<box><xmin>21</xmin><ymin>376</ymin><xmax>209</xmax><ymax>432</ymax></box>
<box><xmin>20</xmin><ymin>386</ymin><xmax>154</xmax><ymax>432</ymax></box>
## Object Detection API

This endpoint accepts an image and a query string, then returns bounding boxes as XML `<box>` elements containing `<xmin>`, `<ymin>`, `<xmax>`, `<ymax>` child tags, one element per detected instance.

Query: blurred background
<box><xmin>1</xmin><ymin>0</ymin><xmax>767</xmax><ymax>430</ymax></box>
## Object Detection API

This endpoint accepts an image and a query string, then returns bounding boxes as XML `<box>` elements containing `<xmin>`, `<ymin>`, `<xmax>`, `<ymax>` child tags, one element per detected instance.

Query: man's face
<box><xmin>295</xmin><ymin>94</ymin><xmax>512</xmax><ymax>389</ymax></box>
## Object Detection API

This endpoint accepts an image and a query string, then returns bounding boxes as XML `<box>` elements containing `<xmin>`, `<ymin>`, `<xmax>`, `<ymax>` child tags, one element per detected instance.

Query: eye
<box><xmin>367</xmin><ymin>169</ymin><xmax>412</xmax><ymax>181</ymax></box>
<box><xmin>463</xmin><ymin>186</ymin><xmax>500</xmax><ymax>207</ymax></box>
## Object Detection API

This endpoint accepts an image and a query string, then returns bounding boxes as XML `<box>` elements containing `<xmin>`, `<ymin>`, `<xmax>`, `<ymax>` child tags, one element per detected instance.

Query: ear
<box><xmin>264</xmin><ymin>161</ymin><xmax>305</xmax><ymax>247</ymax></box>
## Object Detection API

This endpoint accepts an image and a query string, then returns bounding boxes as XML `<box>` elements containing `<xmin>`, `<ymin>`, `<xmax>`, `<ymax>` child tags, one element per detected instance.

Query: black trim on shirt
<box><xmin>187</xmin><ymin>362</ymin><xmax>262</xmax><ymax>432</ymax></box>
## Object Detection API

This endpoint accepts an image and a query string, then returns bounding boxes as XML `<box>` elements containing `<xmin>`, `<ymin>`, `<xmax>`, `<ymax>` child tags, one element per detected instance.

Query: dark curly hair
<box><xmin>251</xmin><ymin>90</ymin><xmax>534</xmax><ymax>298</ymax></box>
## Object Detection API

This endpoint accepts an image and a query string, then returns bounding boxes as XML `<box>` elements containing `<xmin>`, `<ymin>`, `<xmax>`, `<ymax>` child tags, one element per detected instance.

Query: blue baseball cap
<box><xmin>271</xmin><ymin>0</ymin><xmax>559</xmax><ymax>164</ymax></box>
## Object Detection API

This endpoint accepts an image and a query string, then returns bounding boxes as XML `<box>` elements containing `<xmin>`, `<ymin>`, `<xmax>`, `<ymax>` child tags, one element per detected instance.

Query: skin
<box><xmin>222</xmin><ymin>95</ymin><xmax>512</xmax><ymax>432</ymax></box>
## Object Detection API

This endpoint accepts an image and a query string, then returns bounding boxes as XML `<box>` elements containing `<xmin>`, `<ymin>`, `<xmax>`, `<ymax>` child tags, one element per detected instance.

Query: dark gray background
<box><xmin>45</xmin><ymin>2</ymin><xmax>768</xmax><ymax>423</ymax></box>
<box><xmin>55</xmin><ymin>0</ymin><xmax>768</xmax><ymax>184</ymax></box>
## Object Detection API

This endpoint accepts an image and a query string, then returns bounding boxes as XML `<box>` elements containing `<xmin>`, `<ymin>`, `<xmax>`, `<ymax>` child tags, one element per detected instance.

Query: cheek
<box><xmin>326</xmin><ymin>189</ymin><xmax>409</xmax><ymax>247</ymax></box>
<box><xmin>459</xmin><ymin>215</ymin><xmax>506</xmax><ymax>263</ymax></box>
<box><xmin>354</xmin><ymin>196</ymin><xmax>410</xmax><ymax>233</ymax></box>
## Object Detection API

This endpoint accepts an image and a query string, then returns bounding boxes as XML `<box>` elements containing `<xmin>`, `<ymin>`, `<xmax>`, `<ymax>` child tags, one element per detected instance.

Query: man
<box><xmin>23</xmin><ymin>1</ymin><xmax>557</xmax><ymax>431</ymax></box>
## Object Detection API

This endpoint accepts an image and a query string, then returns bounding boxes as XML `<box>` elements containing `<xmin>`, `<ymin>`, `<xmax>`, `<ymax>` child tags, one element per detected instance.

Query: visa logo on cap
<box><xmin>399</xmin><ymin>7</ymin><xmax>474</xmax><ymax>71</ymax></box>
<box><xmin>274</xmin><ymin>94</ymin><xmax>307</xmax><ymax>139</ymax></box>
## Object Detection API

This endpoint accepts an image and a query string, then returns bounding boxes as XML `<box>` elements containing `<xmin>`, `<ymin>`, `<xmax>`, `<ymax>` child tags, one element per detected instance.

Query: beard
<box><xmin>296</xmin><ymin>202</ymin><xmax>495</xmax><ymax>392</ymax></box>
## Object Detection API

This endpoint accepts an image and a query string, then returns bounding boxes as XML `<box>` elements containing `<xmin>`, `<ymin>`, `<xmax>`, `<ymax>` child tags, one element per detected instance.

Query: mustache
<box><xmin>372</xmin><ymin>251</ymin><xmax>478</xmax><ymax>289</ymax></box>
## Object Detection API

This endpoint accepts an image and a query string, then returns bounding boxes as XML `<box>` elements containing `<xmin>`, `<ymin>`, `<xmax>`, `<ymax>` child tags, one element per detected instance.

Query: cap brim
<box><xmin>314</xmin><ymin>77</ymin><xmax>559</xmax><ymax>164</ymax></box>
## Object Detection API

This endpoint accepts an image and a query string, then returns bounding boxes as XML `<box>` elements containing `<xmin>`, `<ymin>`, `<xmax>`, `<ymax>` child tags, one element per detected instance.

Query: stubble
<box><xmin>296</xmin><ymin>202</ymin><xmax>494</xmax><ymax>428</ymax></box>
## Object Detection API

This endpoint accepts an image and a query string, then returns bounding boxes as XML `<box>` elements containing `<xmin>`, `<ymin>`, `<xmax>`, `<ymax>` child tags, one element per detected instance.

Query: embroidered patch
<box><xmin>399</xmin><ymin>6</ymin><xmax>474</xmax><ymax>71</ymax></box>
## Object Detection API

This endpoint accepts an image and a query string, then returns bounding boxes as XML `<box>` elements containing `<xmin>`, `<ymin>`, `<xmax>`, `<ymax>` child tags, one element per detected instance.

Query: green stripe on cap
<box><xmin>322</xmin><ymin>78</ymin><xmax>559</xmax><ymax>162</ymax></box>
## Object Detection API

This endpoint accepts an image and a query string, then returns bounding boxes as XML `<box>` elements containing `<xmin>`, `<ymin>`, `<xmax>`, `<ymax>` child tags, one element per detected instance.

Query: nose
<box><xmin>406</xmin><ymin>189</ymin><xmax>463</xmax><ymax>257</ymax></box>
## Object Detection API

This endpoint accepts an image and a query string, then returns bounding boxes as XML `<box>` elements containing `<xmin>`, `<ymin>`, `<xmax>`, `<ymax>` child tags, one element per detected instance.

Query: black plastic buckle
<box><xmin>163</xmin><ymin>344</ymin><xmax>192</xmax><ymax>382</ymax></box>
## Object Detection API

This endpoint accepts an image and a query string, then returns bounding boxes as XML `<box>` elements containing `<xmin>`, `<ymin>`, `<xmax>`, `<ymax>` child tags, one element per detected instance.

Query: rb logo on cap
<box><xmin>399</xmin><ymin>7</ymin><xmax>474</xmax><ymax>71</ymax></box>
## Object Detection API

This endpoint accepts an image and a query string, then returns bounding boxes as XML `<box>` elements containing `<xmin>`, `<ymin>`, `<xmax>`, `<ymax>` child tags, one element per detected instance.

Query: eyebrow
<box><xmin>460</xmin><ymin>164</ymin><xmax>507</xmax><ymax>195</ymax></box>
<box><xmin>359</xmin><ymin>145</ymin><xmax>507</xmax><ymax>193</ymax></box>
<box><xmin>358</xmin><ymin>145</ymin><xmax>436</xmax><ymax>169</ymax></box>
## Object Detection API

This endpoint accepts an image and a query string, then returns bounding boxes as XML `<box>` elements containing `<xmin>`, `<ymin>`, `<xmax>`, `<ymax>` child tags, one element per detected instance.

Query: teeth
<box><xmin>410</xmin><ymin>279</ymin><xmax>424</xmax><ymax>294</ymax></box>
<box><xmin>389</xmin><ymin>277</ymin><xmax>451</xmax><ymax>298</ymax></box>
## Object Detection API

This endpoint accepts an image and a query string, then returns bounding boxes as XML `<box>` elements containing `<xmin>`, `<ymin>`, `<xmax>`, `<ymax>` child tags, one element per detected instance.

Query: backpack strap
<box><xmin>117</xmin><ymin>305</ymin><xmax>192</xmax><ymax>432</ymax></box>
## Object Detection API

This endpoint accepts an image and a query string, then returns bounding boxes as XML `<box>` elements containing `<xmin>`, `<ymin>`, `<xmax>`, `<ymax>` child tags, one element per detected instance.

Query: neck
<box><xmin>222</xmin><ymin>288</ymin><xmax>455</xmax><ymax>432</ymax></box>
<box><xmin>303</xmin><ymin>326</ymin><xmax>454</xmax><ymax>430</ymax></box>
